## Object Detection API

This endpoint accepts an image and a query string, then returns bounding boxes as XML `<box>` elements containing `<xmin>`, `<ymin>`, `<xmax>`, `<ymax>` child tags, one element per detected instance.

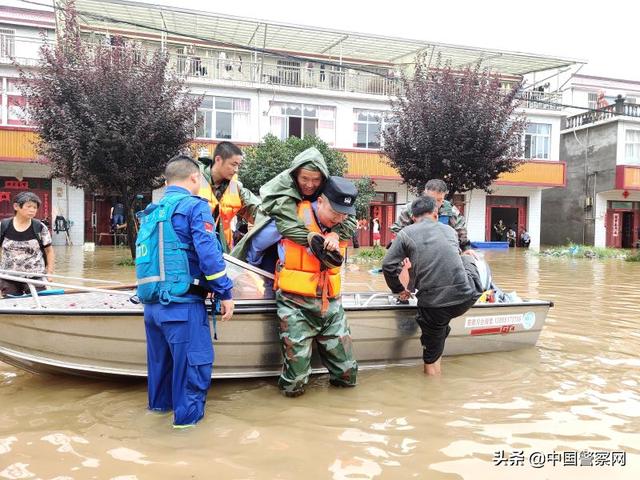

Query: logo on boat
<box><xmin>521</xmin><ymin>311</ymin><xmax>536</xmax><ymax>330</ymax></box>
<box><xmin>465</xmin><ymin>312</ymin><xmax>536</xmax><ymax>335</ymax></box>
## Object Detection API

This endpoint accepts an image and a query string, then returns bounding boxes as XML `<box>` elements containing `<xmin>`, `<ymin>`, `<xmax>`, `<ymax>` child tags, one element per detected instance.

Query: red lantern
<box><xmin>622</xmin><ymin>190</ymin><xmax>630</xmax><ymax>199</ymax></box>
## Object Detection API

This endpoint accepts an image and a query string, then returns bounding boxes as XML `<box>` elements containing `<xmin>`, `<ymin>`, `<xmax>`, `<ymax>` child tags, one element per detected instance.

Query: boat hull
<box><xmin>0</xmin><ymin>294</ymin><xmax>550</xmax><ymax>379</ymax></box>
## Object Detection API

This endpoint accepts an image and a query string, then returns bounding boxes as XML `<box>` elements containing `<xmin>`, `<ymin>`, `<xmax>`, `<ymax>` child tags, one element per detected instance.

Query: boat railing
<box><xmin>0</xmin><ymin>272</ymin><xmax>135</xmax><ymax>309</ymax></box>
<box><xmin>0</xmin><ymin>269</ymin><xmax>123</xmax><ymax>284</ymax></box>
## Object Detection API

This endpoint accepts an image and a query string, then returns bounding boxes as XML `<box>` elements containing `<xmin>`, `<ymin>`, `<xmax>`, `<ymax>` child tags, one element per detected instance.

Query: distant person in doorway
<box><xmin>493</xmin><ymin>219</ymin><xmax>506</xmax><ymax>241</ymax></box>
<box><xmin>506</xmin><ymin>228</ymin><xmax>517</xmax><ymax>247</ymax></box>
<box><xmin>521</xmin><ymin>229</ymin><xmax>531</xmax><ymax>248</ymax></box>
<box><xmin>110</xmin><ymin>199</ymin><xmax>125</xmax><ymax>231</ymax></box>
<box><xmin>372</xmin><ymin>218</ymin><xmax>381</xmax><ymax>246</ymax></box>
<box><xmin>0</xmin><ymin>192</ymin><xmax>55</xmax><ymax>296</ymax></box>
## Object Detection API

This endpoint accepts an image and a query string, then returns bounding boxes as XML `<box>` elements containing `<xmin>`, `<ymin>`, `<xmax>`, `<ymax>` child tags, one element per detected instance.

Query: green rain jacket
<box><xmin>231</xmin><ymin>147</ymin><xmax>357</xmax><ymax>262</ymax></box>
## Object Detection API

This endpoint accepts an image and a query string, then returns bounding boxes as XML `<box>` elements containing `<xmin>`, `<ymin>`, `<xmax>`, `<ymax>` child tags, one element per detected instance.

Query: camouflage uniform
<box><xmin>391</xmin><ymin>199</ymin><xmax>465</xmax><ymax>234</ymax></box>
<box><xmin>276</xmin><ymin>291</ymin><xmax>357</xmax><ymax>395</ymax></box>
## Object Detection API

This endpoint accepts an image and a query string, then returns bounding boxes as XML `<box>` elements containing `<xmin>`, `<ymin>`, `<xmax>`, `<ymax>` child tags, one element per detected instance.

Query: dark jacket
<box><xmin>382</xmin><ymin>218</ymin><xmax>480</xmax><ymax>308</ymax></box>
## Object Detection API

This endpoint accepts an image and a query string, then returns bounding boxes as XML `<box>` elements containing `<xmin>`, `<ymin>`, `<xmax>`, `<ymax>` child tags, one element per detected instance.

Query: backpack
<box><xmin>0</xmin><ymin>217</ymin><xmax>48</xmax><ymax>266</ymax></box>
<box><xmin>135</xmin><ymin>193</ymin><xmax>200</xmax><ymax>305</ymax></box>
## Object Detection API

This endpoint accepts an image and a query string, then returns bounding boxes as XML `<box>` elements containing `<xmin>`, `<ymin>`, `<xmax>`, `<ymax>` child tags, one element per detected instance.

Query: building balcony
<box><xmin>517</xmin><ymin>90</ymin><xmax>562</xmax><ymax>111</ymax></box>
<box><xmin>344</xmin><ymin>150</ymin><xmax>566</xmax><ymax>188</ymax></box>
<box><xmin>0</xmin><ymin>127</ymin><xmax>39</xmax><ymax>162</ymax></box>
<box><xmin>615</xmin><ymin>165</ymin><xmax>640</xmax><ymax>191</ymax></box>
<box><xmin>170</xmin><ymin>56</ymin><xmax>402</xmax><ymax>97</ymax></box>
<box><xmin>495</xmin><ymin>160</ymin><xmax>566</xmax><ymax>187</ymax></box>
<box><xmin>564</xmin><ymin>97</ymin><xmax>639</xmax><ymax>129</ymax></box>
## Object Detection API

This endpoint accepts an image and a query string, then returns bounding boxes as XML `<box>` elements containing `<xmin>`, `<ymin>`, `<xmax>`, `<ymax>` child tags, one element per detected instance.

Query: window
<box><xmin>625</xmin><ymin>129</ymin><xmax>640</xmax><ymax>165</ymax></box>
<box><xmin>269</xmin><ymin>102</ymin><xmax>335</xmax><ymax>145</ymax></box>
<box><xmin>0</xmin><ymin>29</ymin><xmax>15</xmax><ymax>59</ymax></box>
<box><xmin>353</xmin><ymin>109</ymin><xmax>387</xmax><ymax>149</ymax></box>
<box><xmin>195</xmin><ymin>96</ymin><xmax>250</xmax><ymax>140</ymax></box>
<box><xmin>524</xmin><ymin>123</ymin><xmax>551</xmax><ymax>159</ymax></box>
<box><xmin>4</xmin><ymin>78</ymin><xmax>30</xmax><ymax>126</ymax></box>
<box><xmin>587</xmin><ymin>92</ymin><xmax>598</xmax><ymax>110</ymax></box>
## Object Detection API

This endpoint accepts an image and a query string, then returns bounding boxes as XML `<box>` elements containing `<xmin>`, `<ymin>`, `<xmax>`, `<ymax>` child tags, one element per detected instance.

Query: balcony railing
<box><xmin>564</xmin><ymin>98</ymin><xmax>640</xmax><ymax>129</ymax></box>
<box><xmin>169</xmin><ymin>55</ymin><xmax>403</xmax><ymax>97</ymax></box>
<box><xmin>517</xmin><ymin>90</ymin><xmax>562</xmax><ymax>111</ymax></box>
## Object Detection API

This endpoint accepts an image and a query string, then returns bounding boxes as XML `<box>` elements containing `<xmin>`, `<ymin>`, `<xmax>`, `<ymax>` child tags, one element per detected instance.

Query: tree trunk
<box><xmin>123</xmin><ymin>189</ymin><xmax>137</xmax><ymax>259</ymax></box>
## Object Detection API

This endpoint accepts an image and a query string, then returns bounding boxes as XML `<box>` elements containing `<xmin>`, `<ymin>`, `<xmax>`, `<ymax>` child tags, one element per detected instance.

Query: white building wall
<box><xmin>527</xmin><ymin>189</ymin><xmax>542</xmax><ymax>250</ymax></box>
<box><xmin>466</xmin><ymin>190</ymin><xmax>487</xmax><ymax>243</ymax></box>
<box><xmin>594</xmin><ymin>193</ymin><xmax>608</xmax><ymax>247</ymax></box>
<box><xmin>50</xmin><ymin>179</ymin><xmax>84</xmax><ymax>246</ymax></box>
<box><xmin>467</xmin><ymin>186</ymin><xmax>542</xmax><ymax>250</ymax></box>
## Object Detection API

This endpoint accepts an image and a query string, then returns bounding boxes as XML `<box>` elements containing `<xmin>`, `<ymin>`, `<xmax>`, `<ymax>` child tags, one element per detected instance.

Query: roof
<box><xmin>64</xmin><ymin>0</ymin><xmax>584</xmax><ymax>76</ymax></box>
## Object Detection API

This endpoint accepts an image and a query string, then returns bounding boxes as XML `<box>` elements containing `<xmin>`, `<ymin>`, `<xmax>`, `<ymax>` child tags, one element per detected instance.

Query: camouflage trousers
<box><xmin>276</xmin><ymin>291</ymin><xmax>358</xmax><ymax>394</ymax></box>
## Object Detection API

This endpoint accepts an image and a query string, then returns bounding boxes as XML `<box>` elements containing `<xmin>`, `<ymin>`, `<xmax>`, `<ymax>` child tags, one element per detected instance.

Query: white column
<box><xmin>466</xmin><ymin>190</ymin><xmax>487</xmax><ymax>242</ymax></box>
<box><xmin>527</xmin><ymin>189</ymin><xmax>541</xmax><ymax>250</ymax></box>
<box><xmin>594</xmin><ymin>193</ymin><xmax>607</xmax><ymax>247</ymax></box>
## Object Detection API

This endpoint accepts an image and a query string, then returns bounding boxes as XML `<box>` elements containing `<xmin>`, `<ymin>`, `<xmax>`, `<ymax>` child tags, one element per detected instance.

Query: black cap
<box><xmin>322</xmin><ymin>176</ymin><xmax>357</xmax><ymax>215</ymax></box>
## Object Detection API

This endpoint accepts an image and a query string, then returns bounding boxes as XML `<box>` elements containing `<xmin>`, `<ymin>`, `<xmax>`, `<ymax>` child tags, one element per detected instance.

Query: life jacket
<box><xmin>275</xmin><ymin>201</ymin><xmax>347</xmax><ymax>310</ymax></box>
<box><xmin>135</xmin><ymin>193</ymin><xmax>204</xmax><ymax>305</ymax></box>
<box><xmin>199</xmin><ymin>174</ymin><xmax>242</xmax><ymax>249</ymax></box>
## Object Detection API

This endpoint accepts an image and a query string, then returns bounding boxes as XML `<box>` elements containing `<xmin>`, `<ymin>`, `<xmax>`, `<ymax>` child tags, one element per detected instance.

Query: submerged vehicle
<box><xmin>0</xmin><ymin>256</ymin><xmax>551</xmax><ymax>379</ymax></box>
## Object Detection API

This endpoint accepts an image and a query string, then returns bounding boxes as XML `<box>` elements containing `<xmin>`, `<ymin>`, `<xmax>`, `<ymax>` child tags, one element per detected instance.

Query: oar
<box><xmin>0</xmin><ymin>269</ymin><xmax>123</xmax><ymax>285</ymax></box>
<box><xmin>62</xmin><ymin>283</ymin><xmax>137</xmax><ymax>294</ymax></box>
<box><xmin>0</xmin><ymin>273</ymin><xmax>134</xmax><ymax>297</ymax></box>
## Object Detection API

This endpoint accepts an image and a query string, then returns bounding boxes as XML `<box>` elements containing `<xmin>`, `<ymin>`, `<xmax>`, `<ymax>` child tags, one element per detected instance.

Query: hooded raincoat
<box><xmin>231</xmin><ymin>147</ymin><xmax>357</xmax><ymax>262</ymax></box>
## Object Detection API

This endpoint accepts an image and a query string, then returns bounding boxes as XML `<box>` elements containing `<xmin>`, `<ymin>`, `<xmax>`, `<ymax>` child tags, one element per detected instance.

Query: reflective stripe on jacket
<box><xmin>199</xmin><ymin>174</ymin><xmax>242</xmax><ymax>248</ymax></box>
<box><xmin>276</xmin><ymin>201</ymin><xmax>346</xmax><ymax>299</ymax></box>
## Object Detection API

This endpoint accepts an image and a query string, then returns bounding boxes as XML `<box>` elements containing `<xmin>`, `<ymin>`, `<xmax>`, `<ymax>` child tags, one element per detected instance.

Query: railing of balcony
<box><xmin>564</xmin><ymin>98</ymin><xmax>640</xmax><ymax>129</ymax></box>
<box><xmin>517</xmin><ymin>90</ymin><xmax>562</xmax><ymax>111</ymax></box>
<box><xmin>168</xmin><ymin>55</ymin><xmax>403</xmax><ymax>97</ymax></box>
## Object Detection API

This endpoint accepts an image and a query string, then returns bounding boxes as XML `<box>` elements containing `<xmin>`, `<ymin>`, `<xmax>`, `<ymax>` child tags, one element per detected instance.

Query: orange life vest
<box><xmin>199</xmin><ymin>174</ymin><xmax>242</xmax><ymax>248</ymax></box>
<box><xmin>276</xmin><ymin>201</ymin><xmax>347</xmax><ymax>306</ymax></box>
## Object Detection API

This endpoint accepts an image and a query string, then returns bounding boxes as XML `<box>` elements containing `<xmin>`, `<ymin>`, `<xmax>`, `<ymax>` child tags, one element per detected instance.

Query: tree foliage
<box><xmin>353</xmin><ymin>177</ymin><xmax>376</xmax><ymax>220</ymax></box>
<box><xmin>382</xmin><ymin>56</ymin><xmax>526</xmax><ymax>196</ymax></box>
<box><xmin>239</xmin><ymin>134</ymin><xmax>348</xmax><ymax>193</ymax></box>
<box><xmin>239</xmin><ymin>134</ymin><xmax>375</xmax><ymax>219</ymax></box>
<box><xmin>17</xmin><ymin>1</ymin><xmax>199</xmax><ymax>256</ymax></box>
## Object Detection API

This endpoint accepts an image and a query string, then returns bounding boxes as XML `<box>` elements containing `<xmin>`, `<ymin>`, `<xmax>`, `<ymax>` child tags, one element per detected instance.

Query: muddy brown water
<box><xmin>1</xmin><ymin>247</ymin><xmax>638</xmax><ymax>479</ymax></box>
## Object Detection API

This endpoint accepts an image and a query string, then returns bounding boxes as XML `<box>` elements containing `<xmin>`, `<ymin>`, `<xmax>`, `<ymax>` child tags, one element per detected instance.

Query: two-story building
<box><xmin>1</xmin><ymin>0</ymin><xmax>581</xmax><ymax>249</ymax></box>
<box><xmin>541</xmin><ymin>74</ymin><xmax>640</xmax><ymax>248</ymax></box>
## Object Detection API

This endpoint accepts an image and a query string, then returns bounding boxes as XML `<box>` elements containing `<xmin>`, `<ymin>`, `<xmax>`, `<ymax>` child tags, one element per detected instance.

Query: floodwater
<box><xmin>1</xmin><ymin>247</ymin><xmax>639</xmax><ymax>479</ymax></box>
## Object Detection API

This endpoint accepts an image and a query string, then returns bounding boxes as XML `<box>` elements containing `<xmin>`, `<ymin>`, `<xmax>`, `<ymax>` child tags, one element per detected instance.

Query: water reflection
<box><xmin>0</xmin><ymin>247</ymin><xmax>639</xmax><ymax>479</ymax></box>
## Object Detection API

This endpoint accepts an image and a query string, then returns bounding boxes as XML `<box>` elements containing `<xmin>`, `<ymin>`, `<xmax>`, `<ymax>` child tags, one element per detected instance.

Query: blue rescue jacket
<box><xmin>135</xmin><ymin>187</ymin><xmax>233</xmax><ymax>305</ymax></box>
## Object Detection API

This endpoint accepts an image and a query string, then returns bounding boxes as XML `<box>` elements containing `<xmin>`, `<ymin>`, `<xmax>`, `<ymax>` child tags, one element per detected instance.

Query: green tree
<box><xmin>239</xmin><ymin>134</ymin><xmax>348</xmax><ymax>193</ymax></box>
<box><xmin>17</xmin><ymin>1</ymin><xmax>199</xmax><ymax>257</ymax></box>
<box><xmin>382</xmin><ymin>56</ymin><xmax>526</xmax><ymax>196</ymax></box>
<box><xmin>353</xmin><ymin>177</ymin><xmax>376</xmax><ymax>220</ymax></box>
<box><xmin>240</xmin><ymin>134</ymin><xmax>375</xmax><ymax>217</ymax></box>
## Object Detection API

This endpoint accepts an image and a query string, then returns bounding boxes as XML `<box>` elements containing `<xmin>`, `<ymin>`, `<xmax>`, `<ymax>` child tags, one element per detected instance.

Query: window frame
<box><xmin>624</xmin><ymin>128</ymin><xmax>640</xmax><ymax>165</ymax></box>
<box><xmin>353</xmin><ymin>108</ymin><xmax>387</xmax><ymax>149</ymax></box>
<box><xmin>269</xmin><ymin>101</ymin><xmax>335</xmax><ymax>144</ymax></box>
<box><xmin>523</xmin><ymin>122</ymin><xmax>551</xmax><ymax>160</ymax></box>
<box><xmin>194</xmin><ymin>95</ymin><xmax>250</xmax><ymax>140</ymax></box>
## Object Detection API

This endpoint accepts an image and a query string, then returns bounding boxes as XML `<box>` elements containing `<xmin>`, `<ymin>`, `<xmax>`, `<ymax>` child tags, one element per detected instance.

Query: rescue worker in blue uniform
<box><xmin>135</xmin><ymin>155</ymin><xmax>234</xmax><ymax>428</ymax></box>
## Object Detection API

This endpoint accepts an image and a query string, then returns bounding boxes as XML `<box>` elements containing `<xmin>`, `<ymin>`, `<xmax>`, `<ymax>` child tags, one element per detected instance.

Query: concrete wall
<box><xmin>542</xmin><ymin>121</ymin><xmax>618</xmax><ymax>245</ymax></box>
